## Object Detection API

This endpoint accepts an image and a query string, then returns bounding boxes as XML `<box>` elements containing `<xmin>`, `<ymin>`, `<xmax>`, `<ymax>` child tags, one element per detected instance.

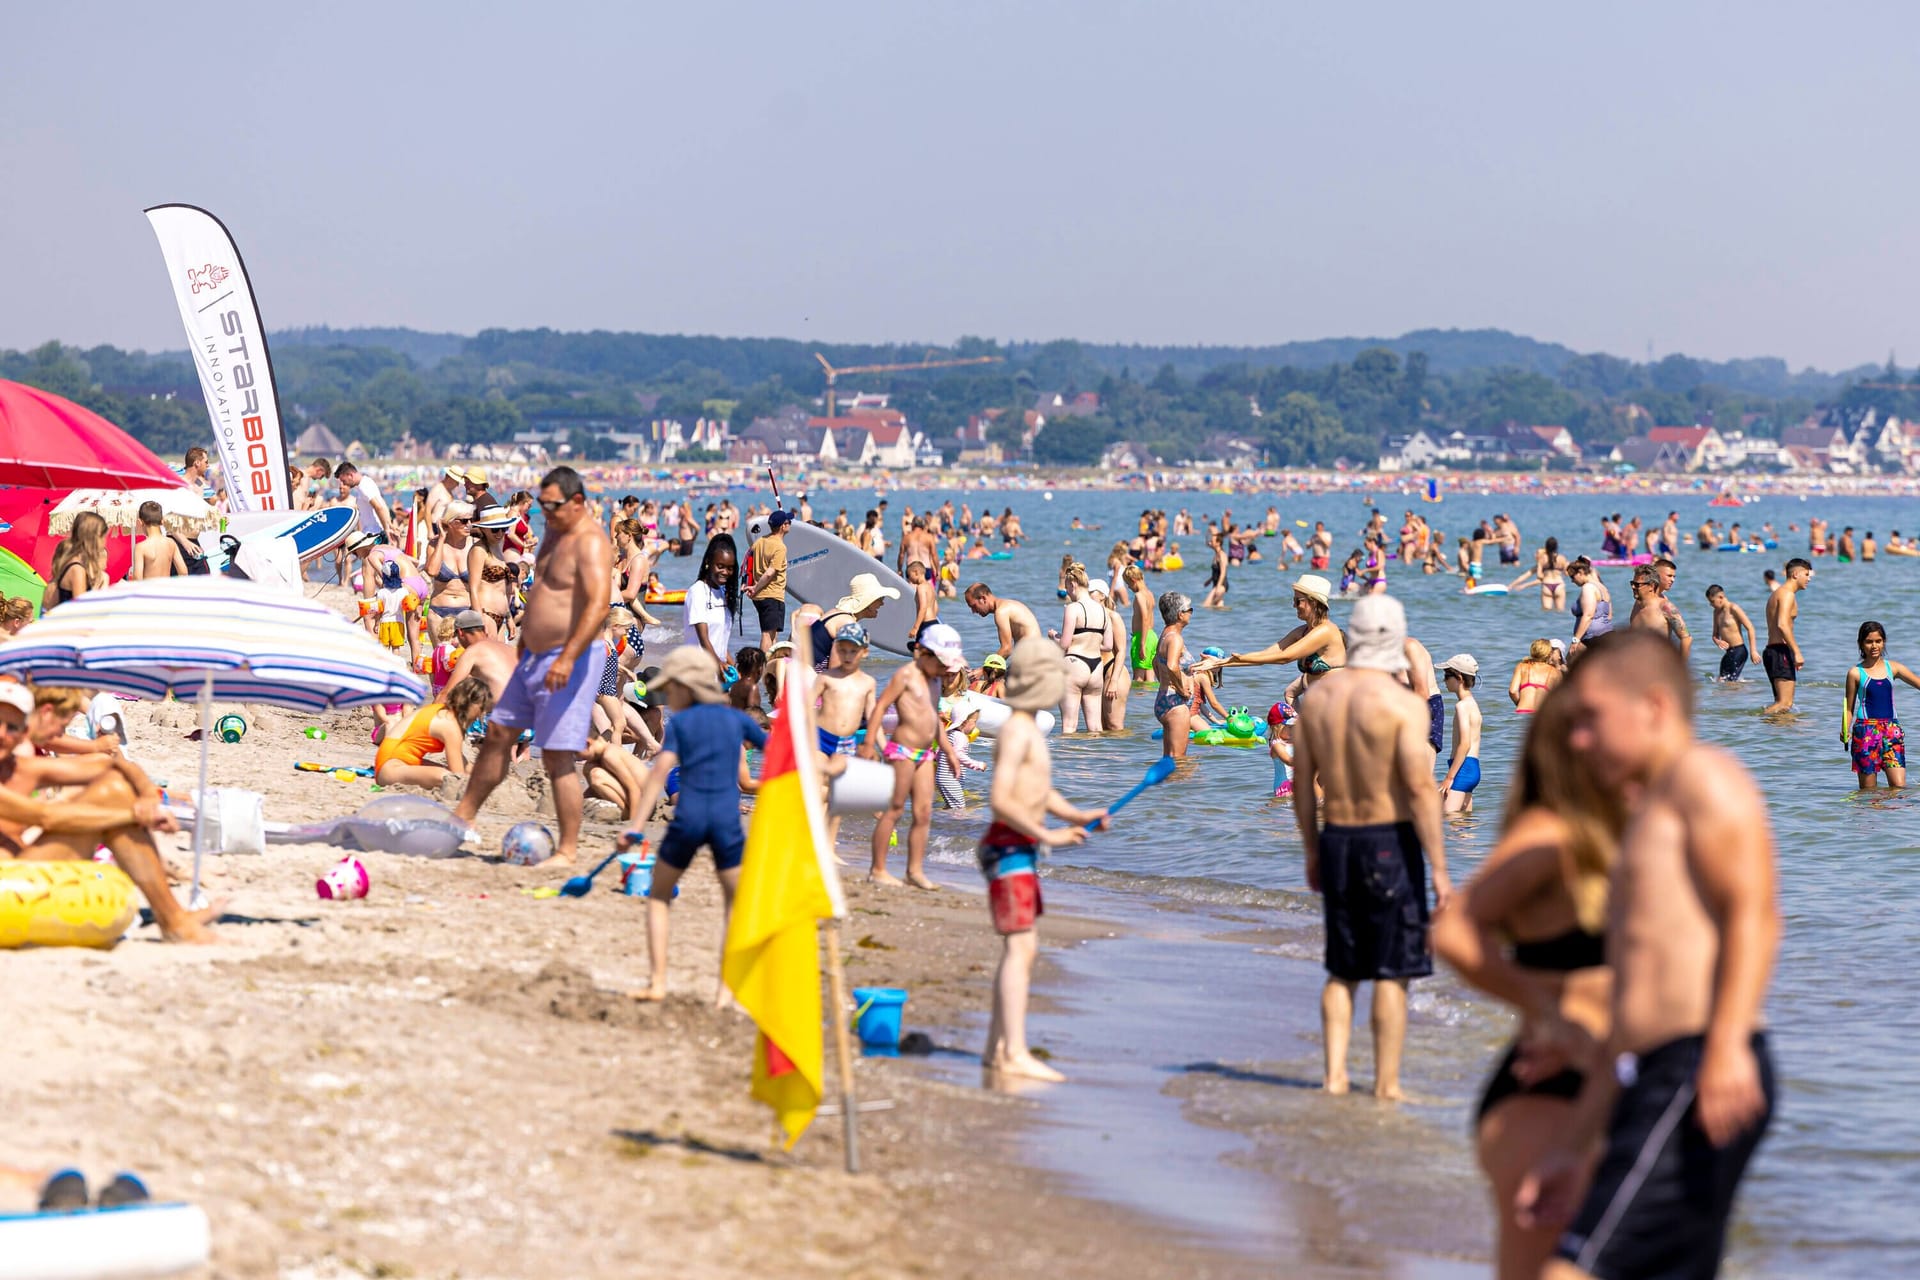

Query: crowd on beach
<box><xmin>24</xmin><ymin>445</ymin><xmax>1920</xmax><ymax>1276</ymax></box>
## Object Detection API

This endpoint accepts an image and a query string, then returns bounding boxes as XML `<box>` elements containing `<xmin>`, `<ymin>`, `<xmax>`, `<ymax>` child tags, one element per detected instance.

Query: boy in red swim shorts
<box><xmin>979</xmin><ymin>637</ymin><xmax>1110</xmax><ymax>1083</ymax></box>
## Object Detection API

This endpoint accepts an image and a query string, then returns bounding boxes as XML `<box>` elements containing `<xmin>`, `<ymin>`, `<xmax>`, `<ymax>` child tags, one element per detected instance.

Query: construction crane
<box><xmin>815</xmin><ymin>351</ymin><xmax>1003</xmax><ymax>418</ymax></box>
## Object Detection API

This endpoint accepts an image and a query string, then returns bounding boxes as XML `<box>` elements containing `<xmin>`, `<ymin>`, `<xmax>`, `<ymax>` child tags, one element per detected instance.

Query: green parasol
<box><xmin>0</xmin><ymin>548</ymin><xmax>46</xmax><ymax>616</ymax></box>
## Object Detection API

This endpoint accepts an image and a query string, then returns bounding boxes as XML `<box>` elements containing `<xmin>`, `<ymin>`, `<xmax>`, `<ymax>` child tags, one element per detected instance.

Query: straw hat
<box><xmin>1346</xmin><ymin>595</ymin><xmax>1409</xmax><ymax>673</ymax></box>
<box><xmin>1004</xmin><ymin>636</ymin><xmax>1066</xmax><ymax>712</ymax></box>
<box><xmin>656</xmin><ymin>647</ymin><xmax>727</xmax><ymax>704</ymax></box>
<box><xmin>443</xmin><ymin>465</ymin><xmax>466</xmax><ymax>483</ymax></box>
<box><xmin>1292</xmin><ymin>574</ymin><xmax>1332</xmax><ymax>608</ymax></box>
<box><xmin>473</xmin><ymin>505</ymin><xmax>515</xmax><ymax>530</ymax></box>
<box><xmin>836</xmin><ymin>572</ymin><xmax>901</xmax><ymax>615</ymax></box>
<box><xmin>463</xmin><ymin>465</ymin><xmax>490</xmax><ymax>485</ymax></box>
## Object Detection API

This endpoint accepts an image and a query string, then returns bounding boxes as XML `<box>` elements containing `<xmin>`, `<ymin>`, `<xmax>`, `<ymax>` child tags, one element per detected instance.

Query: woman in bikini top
<box><xmin>1509</xmin><ymin>639</ymin><xmax>1562</xmax><ymax>713</ymax></box>
<box><xmin>1431</xmin><ymin>688</ymin><xmax>1617</xmax><ymax>1280</ymax></box>
<box><xmin>1199</xmin><ymin>576</ymin><xmax>1345</xmax><ymax>686</ymax></box>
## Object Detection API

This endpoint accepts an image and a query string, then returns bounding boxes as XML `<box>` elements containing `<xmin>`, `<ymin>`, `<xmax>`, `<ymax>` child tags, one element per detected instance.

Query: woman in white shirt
<box><xmin>683</xmin><ymin>534</ymin><xmax>740</xmax><ymax>672</ymax></box>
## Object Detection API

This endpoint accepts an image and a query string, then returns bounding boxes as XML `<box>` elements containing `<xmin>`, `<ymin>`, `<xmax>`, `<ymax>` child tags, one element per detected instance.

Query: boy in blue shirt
<box><xmin>619</xmin><ymin>646</ymin><xmax>766</xmax><ymax>1004</ymax></box>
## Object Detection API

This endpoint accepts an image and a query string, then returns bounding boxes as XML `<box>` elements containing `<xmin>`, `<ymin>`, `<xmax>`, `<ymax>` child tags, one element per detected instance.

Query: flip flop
<box><xmin>38</xmin><ymin>1168</ymin><xmax>89</xmax><ymax>1211</ymax></box>
<box><xmin>96</xmin><ymin>1173</ymin><xmax>151</xmax><ymax>1207</ymax></box>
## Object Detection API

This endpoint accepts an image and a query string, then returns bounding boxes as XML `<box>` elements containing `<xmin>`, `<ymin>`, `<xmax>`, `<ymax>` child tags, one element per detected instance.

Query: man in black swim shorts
<box><xmin>1291</xmin><ymin>595</ymin><xmax>1449</xmax><ymax>1100</ymax></box>
<box><xmin>1518</xmin><ymin>633</ymin><xmax>1779</xmax><ymax>1280</ymax></box>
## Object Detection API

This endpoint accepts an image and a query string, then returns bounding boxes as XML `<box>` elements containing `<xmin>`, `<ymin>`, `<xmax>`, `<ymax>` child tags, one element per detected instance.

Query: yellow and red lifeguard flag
<box><xmin>721</xmin><ymin>661</ymin><xmax>846</xmax><ymax>1148</ymax></box>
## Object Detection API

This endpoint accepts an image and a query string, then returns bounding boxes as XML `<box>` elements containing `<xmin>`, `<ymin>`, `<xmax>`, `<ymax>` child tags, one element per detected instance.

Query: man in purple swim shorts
<box><xmin>454</xmin><ymin>466</ymin><xmax>614</xmax><ymax>867</ymax></box>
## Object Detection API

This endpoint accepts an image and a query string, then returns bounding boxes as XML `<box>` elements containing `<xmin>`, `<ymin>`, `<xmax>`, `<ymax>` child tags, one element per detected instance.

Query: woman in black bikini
<box><xmin>1194</xmin><ymin>573</ymin><xmax>1345</xmax><ymax>689</ymax></box>
<box><xmin>1053</xmin><ymin>562</ymin><xmax>1107</xmax><ymax>733</ymax></box>
<box><xmin>1432</xmin><ymin>687</ymin><xmax>1619</xmax><ymax>1280</ymax></box>
<box><xmin>46</xmin><ymin>512</ymin><xmax>108</xmax><ymax>609</ymax></box>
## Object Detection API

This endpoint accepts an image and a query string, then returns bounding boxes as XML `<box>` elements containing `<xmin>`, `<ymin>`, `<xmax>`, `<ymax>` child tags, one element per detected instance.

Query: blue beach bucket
<box><xmin>850</xmin><ymin>987</ymin><xmax>908</xmax><ymax>1048</ymax></box>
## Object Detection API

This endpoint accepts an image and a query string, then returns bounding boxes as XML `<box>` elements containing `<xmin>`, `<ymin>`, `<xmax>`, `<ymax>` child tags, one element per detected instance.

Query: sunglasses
<box><xmin>538</xmin><ymin>498</ymin><xmax>571</xmax><ymax>515</ymax></box>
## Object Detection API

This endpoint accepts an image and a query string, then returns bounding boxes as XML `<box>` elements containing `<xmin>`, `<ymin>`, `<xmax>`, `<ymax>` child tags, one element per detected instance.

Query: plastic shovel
<box><xmin>1087</xmin><ymin>756</ymin><xmax>1176</xmax><ymax>830</ymax></box>
<box><xmin>559</xmin><ymin>849</ymin><xmax>626</xmax><ymax>898</ymax></box>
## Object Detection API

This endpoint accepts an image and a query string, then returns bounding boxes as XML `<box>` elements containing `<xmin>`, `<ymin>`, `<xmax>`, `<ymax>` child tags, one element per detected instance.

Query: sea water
<box><xmin>844</xmin><ymin>485</ymin><xmax>1913</xmax><ymax>1277</ymax></box>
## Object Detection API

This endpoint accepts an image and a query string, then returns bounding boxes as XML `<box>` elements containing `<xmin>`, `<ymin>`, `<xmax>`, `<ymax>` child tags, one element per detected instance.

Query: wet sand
<box><xmin>0</xmin><ymin>695</ymin><xmax>1357</xmax><ymax>1278</ymax></box>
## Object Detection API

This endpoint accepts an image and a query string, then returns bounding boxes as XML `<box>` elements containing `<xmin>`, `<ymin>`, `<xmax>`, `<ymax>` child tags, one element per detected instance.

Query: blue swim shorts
<box><xmin>491</xmin><ymin>644</ymin><xmax>606</xmax><ymax>753</ymax></box>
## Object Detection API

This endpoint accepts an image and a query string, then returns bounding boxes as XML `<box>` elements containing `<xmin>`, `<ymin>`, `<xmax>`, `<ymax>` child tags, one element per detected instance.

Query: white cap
<box><xmin>1087</xmin><ymin>578</ymin><xmax>1110</xmax><ymax>597</ymax></box>
<box><xmin>918</xmin><ymin>622</ymin><xmax>967</xmax><ymax>672</ymax></box>
<box><xmin>0</xmin><ymin>683</ymin><xmax>32</xmax><ymax>716</ymax></box>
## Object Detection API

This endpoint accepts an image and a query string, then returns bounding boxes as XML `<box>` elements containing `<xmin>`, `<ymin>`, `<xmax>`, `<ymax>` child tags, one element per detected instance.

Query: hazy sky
<box><xmin>5</xmin><ymin>2</ymin><xmax>1915</xmax><ymax>370</ymax></box>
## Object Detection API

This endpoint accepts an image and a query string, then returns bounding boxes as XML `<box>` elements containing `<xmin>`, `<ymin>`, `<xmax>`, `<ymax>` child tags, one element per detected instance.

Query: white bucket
<box><xmin>828</xmin><ymin>757</ymin><xmax>896</xmax><ymax>815</ymax></box>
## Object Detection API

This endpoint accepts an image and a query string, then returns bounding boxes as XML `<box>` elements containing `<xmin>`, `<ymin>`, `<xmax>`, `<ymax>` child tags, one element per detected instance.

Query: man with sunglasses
<box><xmin>0</xmin><ymin>685</ymin><xmax>217</xmax><ymax>943</ymax></box>
<box><xmin>453</xmin><ymin>466</ymin><xmax>613</xmax><ymax>868</ymax></box>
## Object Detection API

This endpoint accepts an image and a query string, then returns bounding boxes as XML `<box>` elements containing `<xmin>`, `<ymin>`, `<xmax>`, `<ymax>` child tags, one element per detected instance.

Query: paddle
<box><xmin>1087</xmin><ymin>756</ymin><xmax>1176</xmax><ymax>830</ymax></box>
<box><xmin>559</xmin><ymin>848</ymin><xmax>627</xmax><ymax>898</ymax></box>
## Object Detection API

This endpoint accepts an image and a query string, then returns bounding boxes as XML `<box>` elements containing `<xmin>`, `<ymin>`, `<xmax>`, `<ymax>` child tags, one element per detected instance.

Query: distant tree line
<box><xmin>3</xmin><ymin>327</ymin><xmax>1913</xmax><ymax>468</ymax></box>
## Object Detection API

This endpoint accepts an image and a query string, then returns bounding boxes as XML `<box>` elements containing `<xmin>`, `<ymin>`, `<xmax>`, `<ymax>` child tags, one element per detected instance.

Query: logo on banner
<box><xmin>186</xmin><ymin>263</ymin><xmax>230</xmax><ymax>294</ymax></box>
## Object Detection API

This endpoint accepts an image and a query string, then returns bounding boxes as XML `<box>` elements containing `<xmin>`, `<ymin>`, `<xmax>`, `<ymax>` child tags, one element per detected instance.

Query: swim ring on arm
<box><xmin>0</xmin><ymin>861</ymin><xmax>139</xmax><ymax>949</ymax></box>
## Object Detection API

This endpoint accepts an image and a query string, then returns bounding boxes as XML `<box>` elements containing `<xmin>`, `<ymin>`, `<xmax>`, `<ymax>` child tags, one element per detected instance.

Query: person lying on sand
<box><xmin>0</xmin><ymin>685</ymin><xmax>217</xmax><ymax>943</ymax></box>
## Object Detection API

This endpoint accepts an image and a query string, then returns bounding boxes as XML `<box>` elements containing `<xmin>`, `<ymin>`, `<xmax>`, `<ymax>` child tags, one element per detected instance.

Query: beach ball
<box><xmin>215</xmin><ymin>714</ymin><xmax>247</xmax><ymax>743</ymax></box>
<box><xmin>502</xmin><ymin>822</ymin><xmax>555</xmax><ymax>867</ymax></box>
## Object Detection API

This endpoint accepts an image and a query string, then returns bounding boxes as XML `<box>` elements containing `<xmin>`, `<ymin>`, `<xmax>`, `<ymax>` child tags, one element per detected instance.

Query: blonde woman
<box><xmin>1105</xmin><ymin>543</ymin><xmax>1134</xmax><ymax>608</ymax></box>
<box><xmin>47</xmin><ymin>512</ymin><xmax>109</xmax><ymax>609</ymax></box>
<box><xmin>1508</xmin><ymin>639</ymin><xmax>1561</xmax><ymax>714</ymax></box>
<box><xmin>1432</xmin><ymin>688</ymin><xmax>1619</xmax><ymax>1280</ymax></box>
<box><xmin>1052</xmin><ymin>562</ymin><xmax>1106</xmax><ymax>733</ymax></box>
<box><xmin>1091</xmin><ymin>578</ymin><xmax>1129</xmax><ymax>731</ymax></box>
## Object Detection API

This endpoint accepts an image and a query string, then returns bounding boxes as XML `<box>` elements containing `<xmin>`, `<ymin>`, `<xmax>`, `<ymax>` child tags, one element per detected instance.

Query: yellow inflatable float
<box><xmin>0</xmin><ymin>861</ymin><xmax>139</xmax><ymax>949</ymax></box>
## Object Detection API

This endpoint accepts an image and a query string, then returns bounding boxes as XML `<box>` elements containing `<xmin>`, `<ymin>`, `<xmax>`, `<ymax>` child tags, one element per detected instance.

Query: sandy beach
<box><xmin>0</xmin><ymin>689</ymin><xmax>1288</xmax><ymax>1279</ymax></box>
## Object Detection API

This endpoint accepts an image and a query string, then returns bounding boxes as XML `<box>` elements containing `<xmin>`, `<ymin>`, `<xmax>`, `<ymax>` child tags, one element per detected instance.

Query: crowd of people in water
<box><xmin>23</xmin><ymin>453</ymin><xmax>1907</xmax><ymax>1273</ymax></box>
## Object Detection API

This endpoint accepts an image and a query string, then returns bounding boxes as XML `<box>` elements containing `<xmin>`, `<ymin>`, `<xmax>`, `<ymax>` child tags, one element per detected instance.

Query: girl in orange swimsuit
<box><xmin>372</xmin><ymin>677</ymin><xmax>496</xmax><ymax>788</ymax></box>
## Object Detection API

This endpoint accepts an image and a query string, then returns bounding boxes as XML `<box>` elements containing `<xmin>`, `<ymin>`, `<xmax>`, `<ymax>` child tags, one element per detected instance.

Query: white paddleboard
<box><xmin>748</xmin><ymin>517</ymin><xmax>916</xmax><ymax>655</ymax></box>
<box><xmin>203</xmin><ymin>505</ymin><xmax>358</xmax><ymax>572</ymax></box>
<box><xmin>0</xmin><ymin>1201</ymin><xmax>210</xmax><ymax>1279</ymax></box>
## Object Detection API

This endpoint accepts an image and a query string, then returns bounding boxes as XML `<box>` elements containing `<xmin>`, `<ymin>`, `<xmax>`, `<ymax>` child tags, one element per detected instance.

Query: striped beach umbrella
<box><xmin>0</xmin><ymin>577</ymin><xmax>427</xmax><ymax>897</ymax></box>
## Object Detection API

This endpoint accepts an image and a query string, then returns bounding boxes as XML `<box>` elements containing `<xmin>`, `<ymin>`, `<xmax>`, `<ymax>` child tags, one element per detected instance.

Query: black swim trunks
<box><xmin>1557</xmin><ymin>1033</ymin><xmax>1774</xmax><ymax>1280</ymax></box>
<box><xmin>1427</xmin><ymin>693</ymin><xmax>1445</xmax><ymax>754</ymax></box>
<box><xmin>1718</xmin><ymin>643</ymin><xmax>1749</xmax><ymax>682</ymax></box>
<box><xmin>1317</xmin><ymin>822</ymin><xmax>1432</xmax><ymax>982</ymax></box>
<box><xmin>1762</xmin><ymin>643</ymin><xmax>1796</xmax><ymax>684</ymax></box>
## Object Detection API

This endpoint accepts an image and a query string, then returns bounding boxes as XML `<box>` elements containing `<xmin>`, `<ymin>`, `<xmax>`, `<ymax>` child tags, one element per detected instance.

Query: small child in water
<box><xmin>1267</xmin><ymin>700</ymin><xmax>1296</xmax><ymax>798</ymax></box>
<box><xmin>1439</xmin><ymin>654</ymin><xmax>1483</xmax><ymax>814</ymax></box>
<box><xmin>979</xmin><ymin>638</ymin><xmax>1109</xmax><ymax>1082</ymax></box>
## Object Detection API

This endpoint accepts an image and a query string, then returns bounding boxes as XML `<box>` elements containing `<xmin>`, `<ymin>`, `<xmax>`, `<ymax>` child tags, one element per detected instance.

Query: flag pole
<box><xmin>793</xmin><ymin>617</ymin><xmax>859</xmax><ymax>1173</ymax></box>
<box><xmin>822</xmin><ymin>920</ymin><xmax>860</xmax><ymax>1173</ymax></box>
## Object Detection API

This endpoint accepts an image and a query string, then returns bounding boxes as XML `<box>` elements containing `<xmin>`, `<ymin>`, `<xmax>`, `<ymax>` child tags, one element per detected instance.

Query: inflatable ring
<box><xmin>0</xmin><ymin>862</ymin><xmax>139</xmax><ymax>949</ymax></box>
<box><xmin>1189</xmin><ymin>728</ymin><xmax>1266</xmax><ymax>748</ymax></box>
<box><xmin>1161</xmin><ymin>556</ymin><xmax>1186</xmax><ymax>570</ymax></box>
<box><xmin>643</xmin><ymin>590</ymin><xmax>686</xmax><ymax>605</ymax></box>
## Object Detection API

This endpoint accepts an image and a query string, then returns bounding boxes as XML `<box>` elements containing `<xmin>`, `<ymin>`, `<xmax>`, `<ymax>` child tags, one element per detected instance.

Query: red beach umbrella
<box><xmin>0</xmin><ymin>380</ymin><xmax>188</xmax><ymax>491</ymax></box>
<box><xmin>0</xmin><ymin>488</ymin><xmax>133</xmax><ymax>582</ymax></box>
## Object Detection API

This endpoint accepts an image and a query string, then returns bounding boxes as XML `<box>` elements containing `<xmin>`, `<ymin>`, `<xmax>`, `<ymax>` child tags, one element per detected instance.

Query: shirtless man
<box><xmin>1517</xmin><ymin>631</ymin><xmax>1778</xmax><ymax>1280</ymax></box>
<box><xmin>964</xmin><ymin>582</ymin><xmax>1041</xmax><ymax>658</ymax></box>
<box><xmin>1706</xmin><ymin>584</ymin><xmax>1757</xmax><ymax>682</ymax></box>
<box><xmin>128</xmin><ymin>501</ymin><xmax>186</xmax><ymax>579</ymax></box>
<box><xmin>443</xmin><ymin>609</ymin><xmax>516</xmax><ymax>697</ymax></box>
<box><xmin>1626</xmin><ymin>570</ymin><xmax>1667</xmax><ymax>636</ymax></box>
<box><xmin>895</xmin><ymin>517</ymin><xmax>940</xmax><ymax>582</ymax></box>
<box><xmin>904</xmin><ymin>561</ymin><xmax>938</xmax><ymax>634</ymax></box>
<box><xmin>814</xmin><ymin>621</ymin><xmax>878</xmax><ymax>858</ymax></box>
<box><xmin>1291</xmin><ymin>595</ymin><xmax>1450</xmax><ymax>1100</ymax></box>
<box><xmin>862</xmin><ymin>622</ymin><xmax>966</xmax><ymax>889</ymax></box>
<box><xmin>425</xmin><ymin>466</ymin><xmax>464</xmax><ymax>532</ymax></box>
<box><xmin>1657</xmin><ymin>510</ymin><xmax>1680</xmax><ymax>559</ymax></box>
<box><xmin>454</xmin><ymin>466</ymin><xmax>614</xmax><ymax>866</ymax></box>
<box><xmin>1760</xmin><ymin>558</ymin><xmax>1811</xmax><ymax>713</ymax></box>
<box><xmin>0</xmin><ymin>686</ymin><xmax>216</xmax><ymax>942</ymax></box>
